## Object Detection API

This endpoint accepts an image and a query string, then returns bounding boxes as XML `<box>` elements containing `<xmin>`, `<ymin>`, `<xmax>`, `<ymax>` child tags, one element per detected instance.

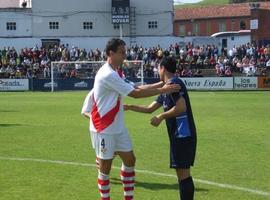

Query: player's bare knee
<box><xmin>176</xmin><ymin>168</ymin><xmax>191</xmax><ymax>180</ymax></box>
<box><xmin>99</xmin><ymin>159</ymin><xmax>113</xmax><ymax>174</ymax></box>
<box><xmin>123</xmin><ymin>154</ymin><xmax>136</xmax><ymax>167</ymax></box>
<box><xmin>126</xmin><ymin>157</ymin><xmax>136</xmax><ymax>167</ymax></box>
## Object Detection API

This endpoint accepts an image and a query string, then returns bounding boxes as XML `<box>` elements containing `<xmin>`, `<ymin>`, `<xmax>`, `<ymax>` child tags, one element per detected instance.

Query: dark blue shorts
<box><xmin>169</xmin><ymin>136</ymin><xmax>196</xmax><ymax>169</ymax></box>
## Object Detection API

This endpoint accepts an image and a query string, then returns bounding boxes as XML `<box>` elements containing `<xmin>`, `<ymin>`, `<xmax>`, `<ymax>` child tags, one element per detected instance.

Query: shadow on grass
<box><xmin>0</xmin><ymin>124</ymin><xmax>23</xmax><ymax>127</ymax></box>
<box><xmin>110</xmin><ymin>178</ymin><xmax>209</xmax><ymax>192</ymax></box>
<box><xmin>0</xmin><ymin>110</ymin><xmax>19</xmax><ymax>113</ymax></box>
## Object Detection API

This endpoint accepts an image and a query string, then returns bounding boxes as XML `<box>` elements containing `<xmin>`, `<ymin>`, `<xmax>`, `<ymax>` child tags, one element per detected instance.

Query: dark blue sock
<box><xmin>178</xmin><ymin>176</ymin><xmax>194</xmax><ymax>200</ymax></box>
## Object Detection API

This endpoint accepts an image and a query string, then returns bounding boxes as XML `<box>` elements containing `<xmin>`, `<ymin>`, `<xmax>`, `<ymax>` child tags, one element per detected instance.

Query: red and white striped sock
<box><xmin>120</xmin><ymin>164</ymin><xmax>135</xmax><ymax>200</ymax></box>
<box><xmin>98</xmin><ymin>171</ymin><xmax>110</xmax><ymax>200</ymax></box>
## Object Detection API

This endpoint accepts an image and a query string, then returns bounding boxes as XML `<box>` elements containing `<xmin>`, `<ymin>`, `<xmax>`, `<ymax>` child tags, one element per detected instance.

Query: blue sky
<box><xmin>174</xmin><ymin>0</ymin><xmax>203</xmax><ymax>4</ymax></box>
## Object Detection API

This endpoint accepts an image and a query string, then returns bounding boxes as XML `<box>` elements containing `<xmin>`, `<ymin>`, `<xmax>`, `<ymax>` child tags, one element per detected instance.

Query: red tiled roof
<box><xmin>174</xmin><ymin>2</ymin><xmax>270</xmax><ymax>21</ymax></box>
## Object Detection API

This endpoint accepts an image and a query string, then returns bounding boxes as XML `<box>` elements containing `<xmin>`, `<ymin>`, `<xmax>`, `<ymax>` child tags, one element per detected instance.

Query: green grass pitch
<box><xmin>0</xmin><ymin>91</ymin><xmax>270</xmax><ymax>200</ymax></box>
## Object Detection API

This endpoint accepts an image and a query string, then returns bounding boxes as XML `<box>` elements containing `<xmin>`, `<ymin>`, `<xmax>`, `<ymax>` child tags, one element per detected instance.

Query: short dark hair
<box><xmin>105</xmin><ymin>38</ymin><xmax>126</xmax><ymax>56</ymax></box>
<box><xmin>160</xmin><ymin>57</ymin><xmax>176</xmax><ymax>73</ymax></box>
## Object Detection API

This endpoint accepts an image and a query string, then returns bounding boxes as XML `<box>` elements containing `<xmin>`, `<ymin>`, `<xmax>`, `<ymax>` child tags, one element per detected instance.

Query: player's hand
<box><xmin>123</xmin><ymin>104</ymin><xmax>129</xmax><ymax>111</ymax></box>
<box><xmin>161</xmin><ymin>83</ymin><xmax>181</xmax><ymax>94</ymax></box>
<box><xmin>150</xmin><ymin>115</ymin><xmax>163</xmax><ymax>127</ymax></box>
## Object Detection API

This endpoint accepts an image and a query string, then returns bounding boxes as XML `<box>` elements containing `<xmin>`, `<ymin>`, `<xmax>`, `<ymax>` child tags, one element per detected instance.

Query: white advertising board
<box><xmin>234</xmin><ymin>77</ymin><xmax>257</xmax><ymax>90</ymax></box>
<box><xmin>0</xmin><ymin>79</ymin><xmax>29</xmax><ymax>91</ymax></box>
<box><xmin>181</xmin><ymin>77</ymin><xmax>234</xmax><ymax>90</ymax></box>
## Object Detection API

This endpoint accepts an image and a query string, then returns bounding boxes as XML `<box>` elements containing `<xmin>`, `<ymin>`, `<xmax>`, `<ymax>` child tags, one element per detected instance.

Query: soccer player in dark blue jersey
<box><xmin>125</xmin><ymin>57</ymin><xmax>197</xmax><ymax>200</ymax></box>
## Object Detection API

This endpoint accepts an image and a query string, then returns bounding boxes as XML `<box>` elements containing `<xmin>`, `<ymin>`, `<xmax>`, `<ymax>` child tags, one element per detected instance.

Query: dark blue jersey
<box><xmin>156</xmin><ymin>76</ymin><xmax>196</xmax><ymax>140</ymax></box>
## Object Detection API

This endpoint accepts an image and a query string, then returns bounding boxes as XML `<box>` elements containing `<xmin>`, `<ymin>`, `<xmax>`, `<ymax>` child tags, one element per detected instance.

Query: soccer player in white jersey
<box><xmin>88</xmin><ymin>38</ymin><xmax>180</xmax><ymax>200</ymax></box>
<box><xmin>81</xmin><ymin>89</ymin><xmax>102</xmax><ymax>168</ymax></box>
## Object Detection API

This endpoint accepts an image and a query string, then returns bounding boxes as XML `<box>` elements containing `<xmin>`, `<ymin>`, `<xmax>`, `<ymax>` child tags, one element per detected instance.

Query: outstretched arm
<box><xmin>124</xmin><ymin>101</ymin><xmax>161</xmax><ymax>114</ymax></box>
<box><xmin>151</xmin><ymin>97</ymin><xmax>187</xmax><ymax>127</ymax></box>
<box><xmin>136</xmin><ymin>81</ymin><xmax>164</xmax><ymax>90</ymax></box>
<box><xmin>128</xmin><ymin>83</ymin><xmax>180</xmax><ymax>98</ymax></box>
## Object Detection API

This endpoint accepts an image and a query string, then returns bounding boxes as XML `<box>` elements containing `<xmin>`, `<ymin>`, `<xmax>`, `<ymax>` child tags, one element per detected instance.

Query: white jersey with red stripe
<box><xmin>90</xmin><ymin>62</ymin><xmax>134</xmax><ymax>134</ymax></box>
<box><xmin>81</xmin><ymin>89</ymin><xmax>94</xmax><ymax>115</ymax></box>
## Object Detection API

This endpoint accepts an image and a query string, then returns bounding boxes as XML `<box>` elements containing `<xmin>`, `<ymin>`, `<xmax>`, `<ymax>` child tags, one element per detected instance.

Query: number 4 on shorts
<box><xmin>101</xmin><ymin>139</ymin><xmax>105</xmax><ymax>149</ymax></box>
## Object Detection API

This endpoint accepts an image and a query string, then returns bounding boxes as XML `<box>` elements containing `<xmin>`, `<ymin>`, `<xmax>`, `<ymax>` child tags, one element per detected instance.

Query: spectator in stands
<box><xmin>187</xmin><ymin>69</ymin><xmax>193</xmax><ymax>77</ymax></box>
<box><xmin>202</xmin><ymin>56</ymin><xmax>209</xmax><ymax>68</ymax></box>
<box><xmin>196</xmin><ymin>56</ymin><xmax>203</xmax><ymax>68</ymax></box>
<box><xmin>1</xmin><ymin>42</ymin><xmax>269</xmax><ymax>79</ymax></box>
<box><xmin>213</xmin><ymin>46</ymin><xmax>219</xmax><ymax>58</ymax></box>
<box><xmin>265</xmin><ymin>45</ymin><xmax>270</xmax><ymax>57</ymax></box>
<box><xmin>15</xmin><ymin>69</ymin><xmax>22</xmax><ymax>78</ymax></box>
<box><xmin>43</xmin><ymin>65</ymin><xmax>50</xmax><ymax>78</ymax></box>
<box><xmin>259</xmin><ymin>55</ymin><xmax>266</xmax><ymax>67</ymax></box>
<box><xmin>247</xmin><ymin>67</ymin><xmax>255</xmax><ymax>77</ymax></box>
<box><xmin>153</xmin><ymin>65</ymin><xmax>159</xmax><ymax>78</ymax></box>
<box><xmin>5</xmin><ymin>65</ymin><xmax>12</xmax><ymax>78</ymax></box>
<box><xmin>194</xmin><ymin>69</ymin><xmax>203</xmax><ymax>77</ymax></box>
<box><xmin>1</xmin><ymin>47</ymin><xmax>8</xmax><ymax>63</ymax></box>
<box><xmin>228</xmin><ymin>47</ymin><xmax>234</xmax><ymax>59</ymax></box>
<box><xmin>209</xmin><ymin>55</ymin><xmax>216</xmax><ymax>68</ymax></box>
<box><xmin>9</xmin><ymin>66</ymin><xmax>16</xmax><ymax>78</ymax></box>
<box><xmin>0</xmin><ymin>65</ymin><xmax>5</xmax><ymax>78</ymax></box>
<box><xmin>254</xmin><ymin>67</ymin><xmax>262</xmax><ymax>76</ymax></box>
<box><xmin>266</xmin><ymin>57</ymin><xmax>270</xmax><ymax>68</ymax></box>
<box><xmin>181</xmin><ymin>68</ymin><xmax>188</xmax><ymax>77</ymax></box>
<box><xmin>249</xmin><ymin>56</ymin><xmax>256</xmax><ymax>67</ymax></box>
<box><xmin>225</xmin><ymin>67</ymin><xmax>232</xmax><ymax>77</ymax></box>
<box><xmin>175</xmin><ymin>43</ymin><xmax>180</xmax><ymax>56</ymax></box>
<box><xmin>70</xmin><ymin>68</ymin><xmax>77</xmax><ymax>78</ymax></box>
<box><xmin>215</xmin><ymin>57</ymin><xmax>225</xmax><ymax>76</ymax></box>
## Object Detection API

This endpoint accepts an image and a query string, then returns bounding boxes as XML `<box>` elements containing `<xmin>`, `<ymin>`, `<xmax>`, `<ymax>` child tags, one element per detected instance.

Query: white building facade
<box><xmin>30</xmin><ymin>0</ymin><xmax>173</xmax><ymax>37</ymax></box>
<box><xmin>0</xmin><ymin>8</ymin><xmax>32</xmax><ymax>38</ymax></box>
<box><xmin>0</xmin><ymin>0</ymin><xmax>176</xmax><ymax>50</ymax></box>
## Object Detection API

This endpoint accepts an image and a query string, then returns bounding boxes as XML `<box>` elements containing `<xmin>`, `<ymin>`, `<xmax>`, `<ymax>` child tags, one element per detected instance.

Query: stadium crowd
<box><xmin>0</xmin><ymin>42</ymin><xmax>270</xmax><ymax>79</ymax></box>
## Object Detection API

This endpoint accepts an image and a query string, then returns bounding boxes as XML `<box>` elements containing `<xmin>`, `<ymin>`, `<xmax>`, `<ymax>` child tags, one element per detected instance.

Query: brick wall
<box><xmin>251</xmin><ymin>8</ymin><xmax>270</xmax><ymax>44</ymax></box>
<box><xmin>174</xmin><ymin>17</ymin><xmax>251</xmax><ymax>37</ymax></box>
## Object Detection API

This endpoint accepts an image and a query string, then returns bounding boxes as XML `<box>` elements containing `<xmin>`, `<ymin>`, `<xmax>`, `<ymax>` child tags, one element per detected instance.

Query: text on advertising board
<box><xmin>0</xmin><ymin>79</ymin><xmax>29</xmax><ymax>91</ymax></box>
<box><xmin>234</xmin><ymin>77</ymin><xmax>257</xmax><ymax>89</ymax></box>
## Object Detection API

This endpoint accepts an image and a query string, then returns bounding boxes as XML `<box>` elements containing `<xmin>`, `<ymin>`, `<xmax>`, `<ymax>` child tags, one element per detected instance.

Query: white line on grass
<box><xmin>1</xmin><ymin>156</ymin><xmax>270</xmax><ymax>197</ymax></box>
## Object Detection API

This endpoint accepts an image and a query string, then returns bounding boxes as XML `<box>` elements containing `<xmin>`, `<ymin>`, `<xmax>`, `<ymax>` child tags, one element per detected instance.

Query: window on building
<box><xmin>179</xmin><ymin>25</ymin><xmax>185</xmax><ymax>36</ymax></box>
<box><xmin>113</xmin><ymin>23</ymin><xmax>120</xmax><ymax>29</ymax></box>
<box><xmin>148</xmin><ymin>21</ymin><xmax>158</xmax><ymax>29</ymax></box>
<box><xmin>83</xmin><ymin>22</ymin><xmax>93</xmax><ymax>30</ymax></box>
<box><xmin>6</xmin><ymin>22</ymin><xmax>16</xmax><ymax>31</ymax></box>
<box><xmin>218</xmin><ymin>22</ymin><xmax>226</xmax><ymax>32</ymax></box>
<box><xmin>113</xmin><ymin>24</ymin><xmax>120</xmax><ymax>30</ymax></box>
<box><xmin>49</xmin><ymin>22</ymin><xmax>59</xmax><ymax>30</ymax></box>
<box><xmin>192</xmin><ymin>23</ymin><xmax>200</xmax><ymax>36</ymax></box>
<box><xmin>240</xmin><ymin>20</ymin><xmax>246</xmax><ymax>30</ymax></box>
<box><xmin>231</xmin><ymin>20</ymin><xmax>235</xmax><ymax>31</ymax></box>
